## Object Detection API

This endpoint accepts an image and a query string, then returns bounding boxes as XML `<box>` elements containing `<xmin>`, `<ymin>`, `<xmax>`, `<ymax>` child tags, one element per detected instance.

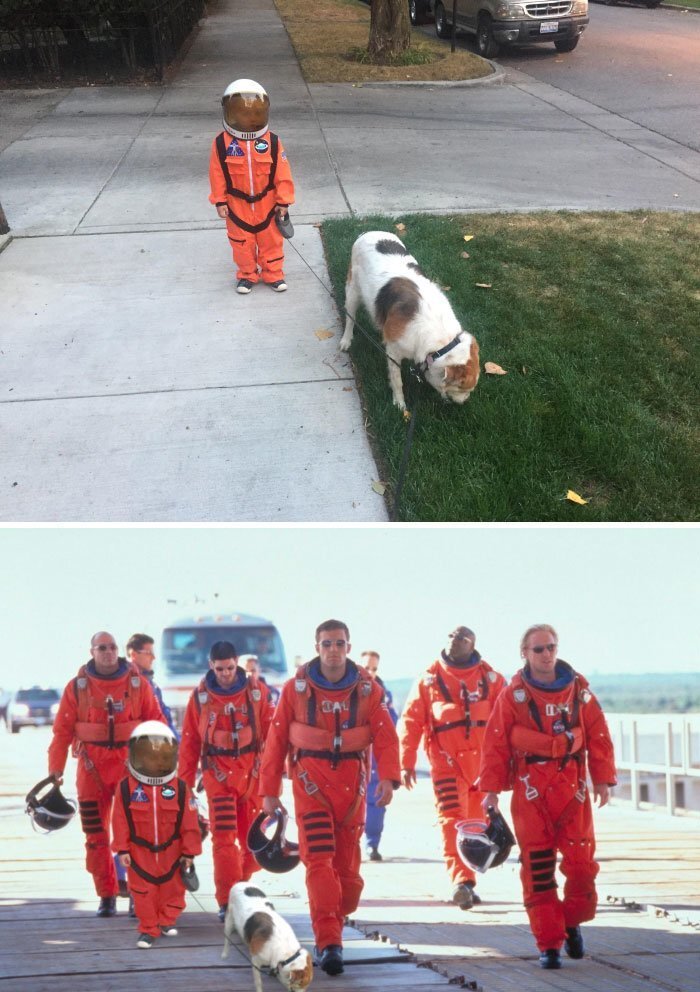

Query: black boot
<box><xmin>317</xmin><ymin>945</ymin><xmax>344</xmax><ymax>976</ymax></box>
<box><xmin>96</xmin><ymin>896</ymin><xmax>117</xmax><ymax>917</ymax></box>
<box><xmin>564</xmin><ymin>926</ymin><xmax>584</xmax><ymax>959</ymax></box>
<box><xmin>539</xmin><ymin>949</ymin><xmax>562</xmax><ymax>969</ymax></box>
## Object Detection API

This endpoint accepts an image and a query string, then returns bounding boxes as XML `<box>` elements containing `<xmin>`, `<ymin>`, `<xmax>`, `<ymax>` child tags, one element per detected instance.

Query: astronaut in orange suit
<box><xmin>479</xmin><ymin>624</ymin><xmax>617</xmax><ymax>970</ymax></box>
<box><xmin>209</xmin><ymin>78</ymin><xmax>295</xmax><ymax>295</ymax></box>
<box><xmin>178</xmin><ymin>639</ymin><xmax>273</xmax><ymax>919</ymax></box>
<box><xmin>47</xmin><ymin>631</ymin><xmax>166</xmax><ymax>917</ymax></box>
<box><xmin>260</xmin><ymin>619</ymin><xmax>401</xmax><ymax>978</ymax></box>
<box><xmin>399</xmin><ymin>625</ymin><xmax>506</xmax><ymax>910</ymax></box>
<box><xmin>112</xmin><ymin>722</ymin><xmax>202</xmax><ymax>949</ymax></box>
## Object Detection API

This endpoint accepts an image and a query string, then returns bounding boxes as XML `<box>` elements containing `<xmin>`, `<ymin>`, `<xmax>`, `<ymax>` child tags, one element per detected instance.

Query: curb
<box><xmin>0</xmin><ymin>232</ymin><xmax>12</xmax><ymax>255</ymax></box>
<box><xmin>341</xmin><ymin>61</ymin><xmax>505</xmax><ymax>88</ymax></box>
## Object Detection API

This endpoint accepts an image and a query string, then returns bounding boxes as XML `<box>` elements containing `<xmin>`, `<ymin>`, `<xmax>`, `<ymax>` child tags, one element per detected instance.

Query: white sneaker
<box><xmin>269</xmin><ymin>280</ymin><xmax>287</xmax><ymax>292</ymax></box>
<box><xmin>137</xmin><ymin>933</ymin><xmax>155</xmax><ymax>949</ymax></box>
<box><xmin>237</xmin><ymin>279</ymin><xmax>254</xmax><ymax>294</ymax></box>
<box><xmin>160</xmin><ymin>925</ymin><xmax>178</xmax><ymax>937</ymax></box>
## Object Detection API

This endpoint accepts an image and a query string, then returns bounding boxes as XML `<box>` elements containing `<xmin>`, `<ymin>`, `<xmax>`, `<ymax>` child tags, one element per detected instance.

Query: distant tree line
<box><xmin>0</xmin><ymin>0</ymin><xmax>204</xmax><ymax>82</ymax></box>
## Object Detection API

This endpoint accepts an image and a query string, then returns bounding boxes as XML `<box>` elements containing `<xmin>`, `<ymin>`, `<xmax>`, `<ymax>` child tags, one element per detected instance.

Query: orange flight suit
<box><xmin>479</xmin><ymin>662</ymin><xmax>617</xmax><ymax>952</ymax></box>
<box><xmin>400</xmin><ymin>653</ymin><xmax>506</xmax><ymax>887</ymax></box>
<box><xmin>208</xmin><ymin>130</ymin><xmax>295</xmax><ymax>284</ymax></box>
<box><xmin>48</xmin><ymin>660</ymin><xmax>165</xmax><ymax>898</ymax></box>
<box><xmin>111</xmin><ymin>774</ymin><xmax>202</xmax><ymax>937</ymax></box>
<box><xmin>259</xmin><ymin>660</ymin><xmax>401</xmax><ymax>952</ymax></box>
<box><xmin>178</xmin><ymin>669</ymin><xmax>272</xmax><ymax>907</ymax></box>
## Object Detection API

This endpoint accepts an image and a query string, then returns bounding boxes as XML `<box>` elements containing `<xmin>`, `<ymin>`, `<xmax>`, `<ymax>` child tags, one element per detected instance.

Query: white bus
<box><xmin>160</xmin><ymin>612</ymin><xmax>287</xmax><ymax>727</ymax></box>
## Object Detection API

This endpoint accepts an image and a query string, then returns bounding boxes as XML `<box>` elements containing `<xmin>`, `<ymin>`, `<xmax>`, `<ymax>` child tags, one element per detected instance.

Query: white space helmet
<box><xmin>128</xmin><ymin>720</ymin><xmax>178</xmax><ymax>786</ymax></box>
<box><xmin>221</xmin><ymin>78</ymin><xmax>270</xmax><ymax>140</ymax></box>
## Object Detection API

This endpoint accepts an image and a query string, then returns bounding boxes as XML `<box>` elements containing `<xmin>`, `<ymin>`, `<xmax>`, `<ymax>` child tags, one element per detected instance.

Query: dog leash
<box><xmin>286</xmin><ymin>235</ymin><xmax>422</xmax><ymax>520</ymax></box>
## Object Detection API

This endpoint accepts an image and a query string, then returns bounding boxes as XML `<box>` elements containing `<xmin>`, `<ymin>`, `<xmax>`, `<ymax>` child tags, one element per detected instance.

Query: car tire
<box><xmin>409</xmin><ymin>0</ymin><xmax>425</xmax><ymax>25</ymax></box>
<box><xmin>9</xmin><ymin>721</ymin><xmax>20</xmax><ymax>733</ymax></box>
<box><xmin>434</xmin><ymin>2</ymin><xmax>452</xmax><ymax>38</ymax></box>
<box><xmin>554</xmin><ymin>36</ymin><xmax>580</xmax><ymax>52</ymax></box>
<box><xmin>476</xmin><ymin>15</ymin><xmax>500</xmax><ymax>58</ymax></box>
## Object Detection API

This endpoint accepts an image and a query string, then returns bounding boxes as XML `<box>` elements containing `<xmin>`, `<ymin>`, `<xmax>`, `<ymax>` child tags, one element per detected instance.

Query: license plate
<box><xmin>540</xmin><ymin>20</ymin><xmax>558</xmax><ymax>32</ymax></box>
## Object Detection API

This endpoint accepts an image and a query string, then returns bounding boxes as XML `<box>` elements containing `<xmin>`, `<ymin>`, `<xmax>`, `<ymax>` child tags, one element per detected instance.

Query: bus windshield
<box><xmin>162</xmin><ymin>625</ymin><xmax>286</xmax><ymax>677</ymax></box>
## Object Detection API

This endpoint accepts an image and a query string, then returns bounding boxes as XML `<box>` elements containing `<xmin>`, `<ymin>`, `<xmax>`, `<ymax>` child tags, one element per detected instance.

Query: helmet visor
<box><xmin>129</xmin><ymin>734</ymin><xmax>178</xmax><ymax>779</ymax></box>
<box><xmin>222</xmin><ymin>92</ymin><xmax>270</xmax><ymax>133</ymax></box>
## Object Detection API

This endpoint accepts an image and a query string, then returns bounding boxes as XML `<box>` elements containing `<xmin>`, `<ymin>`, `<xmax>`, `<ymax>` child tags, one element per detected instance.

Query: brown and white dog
<box><xmin>222</xmin><ymin>883</ymin><xmax>314</xmax><ymax>992</ymax></box>
<box><xmin>340</xmin><ymin>231</ymin><xmax>480</xmax><ymax>410</ymax></box>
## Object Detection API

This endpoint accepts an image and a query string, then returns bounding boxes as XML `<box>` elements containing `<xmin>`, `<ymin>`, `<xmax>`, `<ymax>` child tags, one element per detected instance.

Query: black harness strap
<box><xmin>129</xmin><ymin>857</ymin><xmax>181</xmax><ymax>886</ymax></box>
<box><xmin>216</xmin><ymin>131</ymin><xmax>280</xmax><ymax>203</ymax></box>
<box><xmin>120</xmin><ymin>778</ymin><xmax>186</xmax><ymax>853</ymax></box>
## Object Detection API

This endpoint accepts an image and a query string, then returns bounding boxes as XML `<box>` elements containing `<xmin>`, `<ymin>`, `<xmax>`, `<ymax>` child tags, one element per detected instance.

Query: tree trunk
<box><xmin>368</xmin><ymin>0</ymin><xmax>411</xmax><ymax>60</ymax></box>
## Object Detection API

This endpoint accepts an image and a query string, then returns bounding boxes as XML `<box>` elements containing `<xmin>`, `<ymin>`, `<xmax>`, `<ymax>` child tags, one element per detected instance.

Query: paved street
<box><xmin>1</xmin><ymin>0</ymin><xmax>698</xmax><ymax>520</ymax></box>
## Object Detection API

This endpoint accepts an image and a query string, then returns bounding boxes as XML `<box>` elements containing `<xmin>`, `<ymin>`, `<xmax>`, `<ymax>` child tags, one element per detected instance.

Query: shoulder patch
<box><xmin>487</xmin><ymin>671</ymin><xmax>497</xmax><ymax>682</ymax></box>
<box><xmin>295</xmin><ymin>679</ymin><xmax>306</xmax><ymax>693</ymax></box>
<box><xmin>513</xmin><ymin>688</ymin><xmax>527</xmax><ymax>703</ymax></box>
<box><xmin>580</xmin><ymin>689</ymin><xmax>592</xmax><ymax>703</ymax></box>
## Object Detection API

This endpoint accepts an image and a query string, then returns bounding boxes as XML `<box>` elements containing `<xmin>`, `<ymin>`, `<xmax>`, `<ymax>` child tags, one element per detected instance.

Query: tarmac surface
<box><xmin>2</xmin><ymin>728</ymin><xmax>699</xmax><ymax>992</ymax></box>
<box><xmin>1</xmin><ymin>0</ymin><xmax>699</xmax><ymax>521</ymax></box>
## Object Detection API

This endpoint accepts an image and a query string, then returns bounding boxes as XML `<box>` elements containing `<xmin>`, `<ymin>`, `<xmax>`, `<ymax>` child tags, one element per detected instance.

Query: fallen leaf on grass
<box><xmin>441</xmin><ymin>285</ymin><xmax>451</xmax><ymax>291</ymax></box>
<box><xmin>463</xmin><ymin>235</ymin><xmax>474</xmax><ymax>242</ymax></box>
<box><xmin>522</xmin><ymin>366</ymin><xmax>528</xmax><ymax>375</ymax></box>
<box><xmin>484</xmin><ymin>362</ymin><xmax>507</xmax><ymax>375</ymax></box>
<box><xmin>403</xmin><ymin>410</ymin><xmax>411</xmax><ymax>421</ymax></box>
<box><xmin>395</xmin><ymin>223</ymin><xmax>406</xmax><ymax>232</ymax></box>
<box><xmin>460</xmin><ymin>251</ymin><xmax>470</xmax><ymax>259</ymax></box>
<box><xmin>566</xmin><ymin>489</ymin><xmax>589</xmax><ymax>506</ymax></box>
<box><xmin>372</xmin><ymin>481</ymin><xmax>387</xmax><ymax>496</ymax></box>
<box><xmin>342</xmin><ymin>386</ymin><xmax>353</xmax><ymax>392</ymax></box>
<box><xmin>315</xmin><ymin>329</ymin><xmax>334</xmax><ymax>340</ymax></box>
<box><xmin>475</xmin><ymin>283</ymin><xmax>492</xmax><ymax>289</ymax></box>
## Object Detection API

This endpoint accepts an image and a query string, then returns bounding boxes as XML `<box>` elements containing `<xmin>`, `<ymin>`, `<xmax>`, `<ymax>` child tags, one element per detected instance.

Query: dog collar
<box><xmin>418</xmin><ymin>332</ymin><xmax>466</xmax><ymax>375</ymax></box>
<box><xmin>257</xmin><ymin>947</ymin><xmax>304</xmax><ymax>977</ymax></box>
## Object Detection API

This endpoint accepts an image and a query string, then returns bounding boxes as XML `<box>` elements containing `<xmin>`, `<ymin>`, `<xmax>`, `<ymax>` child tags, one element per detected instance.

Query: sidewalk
<box><xmin>1</xmin><ymin>0</ymin><xmax>699</xmax><ymax>520</ymax></box>
<box><xmin>0</xmin><ymin>0</ymin><xmax>386</xmax><ymax>521</ymax></box>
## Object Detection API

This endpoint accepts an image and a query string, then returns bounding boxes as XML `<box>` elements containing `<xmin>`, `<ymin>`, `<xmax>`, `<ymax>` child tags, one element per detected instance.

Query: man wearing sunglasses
<box><xmin>399</xmin><ymin>625</ymin><xmax>506</xmax><ymax>910</ymax></box>
<box><xmin>48</xmin><ymin>631</ymin><xmax>166</xmax><ymax>917</ymax></box>
<box><xmin>259</xmin><ymin>619</ymin><xmax>400</xmax><ymax>977</ymax></box>
<box><xmin>479</xmin><ymin>624</ymin><xmax>617</xmax><ymax>970</ymax></box>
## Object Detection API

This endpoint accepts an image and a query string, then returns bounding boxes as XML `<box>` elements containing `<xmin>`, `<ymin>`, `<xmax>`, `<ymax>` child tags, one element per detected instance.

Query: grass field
<box><xmin>321</xmin><ymin>212</ymin><xmax>700</xmax><ymax>522</ymax></box>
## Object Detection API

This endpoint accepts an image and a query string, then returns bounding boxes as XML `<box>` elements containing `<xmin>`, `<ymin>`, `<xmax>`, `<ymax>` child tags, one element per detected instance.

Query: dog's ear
<box><xmin>464</xmin><ymin>337</ymin><xmax>480</xmax><ymax>391</ymax></box>
<box><xmin>289</xmin><ymin>954</ymin><xmax>314</xmax><ymax>989</ymax></box>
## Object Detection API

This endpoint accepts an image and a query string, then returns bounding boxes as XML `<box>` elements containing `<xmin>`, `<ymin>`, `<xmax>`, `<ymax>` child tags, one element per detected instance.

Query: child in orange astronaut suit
<box><xmin>209</xmin><ymin>78</ymin><xmax>295</xmax><ymax>295</ymax></box>
<box><xmin>112</xmin><ymin>721</ymin><xmax>202</xmax><ymax>949</ymax></box>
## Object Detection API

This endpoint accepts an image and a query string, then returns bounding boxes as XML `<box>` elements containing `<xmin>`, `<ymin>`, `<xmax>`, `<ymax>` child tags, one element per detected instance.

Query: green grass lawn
<box><xmin>320</xmin><ymin>212</ymin><xmax>700</xmax><ymax>521</ymax></box>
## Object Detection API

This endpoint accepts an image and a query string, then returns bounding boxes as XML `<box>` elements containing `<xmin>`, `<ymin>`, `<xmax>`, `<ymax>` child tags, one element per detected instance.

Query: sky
<box><xmin>0</xmin><ymin>525</ymin><xmax>697</xmax><ymax>692</ymax></box>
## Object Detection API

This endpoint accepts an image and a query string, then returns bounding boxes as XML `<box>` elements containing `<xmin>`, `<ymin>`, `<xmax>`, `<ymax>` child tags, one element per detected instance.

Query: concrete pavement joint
<box><xmin>71</xmin><ymin>87</ymin><xmax>170</xmax><ymax>235</ymax></box>
<box><xmin>510</xmin><ymin>78</ymin><xmax>700</xmax><ymax>185</ymax></box>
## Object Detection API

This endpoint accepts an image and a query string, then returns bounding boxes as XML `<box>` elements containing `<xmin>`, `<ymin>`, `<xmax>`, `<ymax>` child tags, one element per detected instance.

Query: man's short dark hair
<box><xmin>315</xmin><ymin>619</ymin><xmax>350</xmax><ymax>641</ymax></box>
<box><xmin>210</xmin><ymin>640</ymin><xmax>238</xmax><ymax>661</ymax></box>
<box><xmin>126</xmin><ymin>633</ymin><xmax>154</xmax><ymax>653</ymax></box>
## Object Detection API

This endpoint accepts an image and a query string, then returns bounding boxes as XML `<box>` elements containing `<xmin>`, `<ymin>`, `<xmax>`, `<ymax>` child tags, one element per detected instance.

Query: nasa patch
<box><xmin>254</xmin><ymin>139</ymin><xmax>269</xmax><ymax>153</ymax></box>
<box><xmin>161</xmin><ymin>785</ymin><xmax>176</xmax><ymax>800</ymax></box>
<box><xmin>227</xmin><ymin>140</ymin><xmax>244</xmax><ymax>157</ymax></box>
<box><xmin>552</xmin><ymin>719</ymin><xmax>566</xmax><ymax>735</ymax></box>
<box><xmin>130</xmin><ymin>785</ymin><xmax>149</xmax><ymax>803</ymax></box>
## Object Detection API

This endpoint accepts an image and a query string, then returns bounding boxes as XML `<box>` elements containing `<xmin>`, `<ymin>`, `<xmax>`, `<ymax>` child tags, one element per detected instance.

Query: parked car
<box><xmin>6</xmin><ymin>687</ymin><xmax>60</xmax><ymax>733</ymax></box>
<box><xmin>357</xmin><ymin>0</ymin><xmax>434</xmax><ymax>26</ymax></box>
<box><xmin>432</xmin><ymin>0</ymin><xmax>589</xmax><ymax>56</ymax></box>
<box><xmin>409</xmin><ymin>0</ymin><xmax>434</xmax><ymax>23</ymax></box>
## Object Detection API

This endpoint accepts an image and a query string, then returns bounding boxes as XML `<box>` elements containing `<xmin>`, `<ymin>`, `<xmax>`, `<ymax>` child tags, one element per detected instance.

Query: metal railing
<box><xmin>607</xmin><ymin>712</ymin><xmax>700</xmax><ymax>816</ymax></box>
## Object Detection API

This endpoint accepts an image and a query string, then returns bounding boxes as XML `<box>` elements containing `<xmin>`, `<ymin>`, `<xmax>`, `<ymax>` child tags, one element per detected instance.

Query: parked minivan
<box><xmin>433</xmin><ymin>0</ymin><xmax>589</xmax><ymax>57</ymax></box>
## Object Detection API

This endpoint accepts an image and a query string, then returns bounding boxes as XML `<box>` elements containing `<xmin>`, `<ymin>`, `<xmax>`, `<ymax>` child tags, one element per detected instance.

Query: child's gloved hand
<box><xmin>216</xmin><ymin>204</ymin><xmax>228</xmax><ymax>219</ymax></box>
